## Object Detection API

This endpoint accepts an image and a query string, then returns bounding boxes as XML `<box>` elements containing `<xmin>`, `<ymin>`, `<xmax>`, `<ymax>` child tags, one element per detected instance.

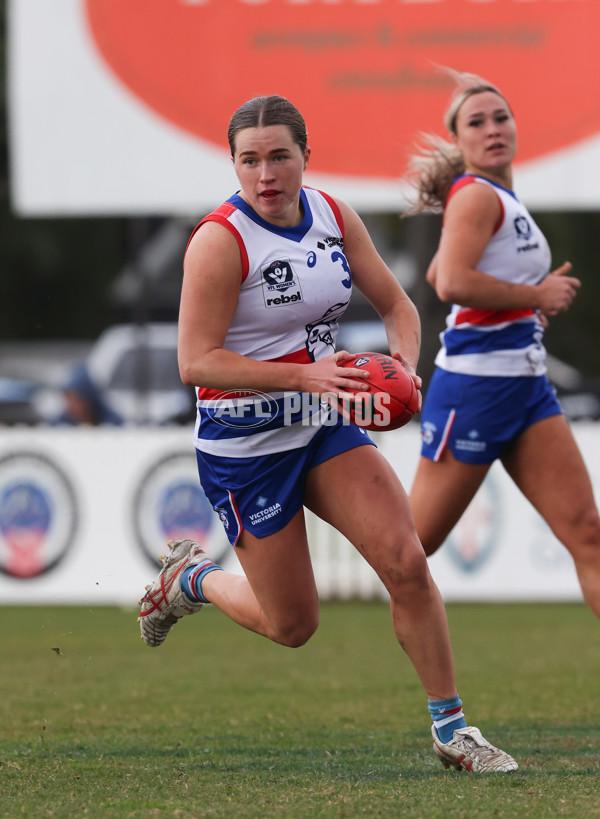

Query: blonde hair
<box><xmin>404</xmin><ymin>68</ymin><xmax>509</xmax><ymax>214</ymax></box>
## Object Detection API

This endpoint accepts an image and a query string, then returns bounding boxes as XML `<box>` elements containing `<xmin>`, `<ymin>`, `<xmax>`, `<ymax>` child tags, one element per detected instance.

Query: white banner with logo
<box><xmin>9</xmin><ymin>0</ymin><xmax>600</xmax><ymax>215</ymax></box>
<box><xmin>0</xmin><ymin>424</ymin><xmax>589</xmax><ymax>605</ymax></box>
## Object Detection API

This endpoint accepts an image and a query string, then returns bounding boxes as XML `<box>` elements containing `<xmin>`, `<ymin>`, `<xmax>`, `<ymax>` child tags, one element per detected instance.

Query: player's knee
<box><xmin>380</xmin><ymin>538</ymin><xmax>431</xmax><ymax>597</ymax></box>
<box><xmin>273</xmin><ymin>611</ymin><xmax>319</xmax><ymax>648</ymax></box>
<box><xmin>571</xmin><ymin>507</ymin><xmax>600</xmax><ymax>558</ymax></box>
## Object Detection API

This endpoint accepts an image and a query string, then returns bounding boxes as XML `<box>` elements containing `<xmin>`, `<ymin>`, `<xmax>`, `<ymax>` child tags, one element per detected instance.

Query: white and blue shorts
<box><xmin>420</xmin><ymin>369</ymin><xmax>562</xmax><ymax>465</ymax></box>
<box><xmin>196</xmin><ymin>416</ymin><xmax>375</xmax><ymax>546</ymax></box>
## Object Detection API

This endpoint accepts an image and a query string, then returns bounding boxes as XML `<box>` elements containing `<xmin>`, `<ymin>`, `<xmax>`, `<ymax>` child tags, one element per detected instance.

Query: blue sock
<box><xmin>180</xmin><ymin>559</ymin><xmax>223</xmax><ymax>604</ymax></box>
<box><xmin>428</xmin><ymin>695</ymin><xmax>468</xmax><ymax>744</ymax></box>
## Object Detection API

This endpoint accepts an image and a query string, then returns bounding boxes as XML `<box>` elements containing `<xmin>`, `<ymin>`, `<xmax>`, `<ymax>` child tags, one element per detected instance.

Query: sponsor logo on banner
<box><xmin>445</xmin><ymin>472</ymin><xmax>501</xmax><ymax>573</ymax></box>
<box><xmin>86</xmin><ymin>0</ymin><xmax>600</xmax><ymax>178</ymax></box>
<box><xmin>0</xmin><ymin>451</ymin><xmax>78</xmax><ymax>579</ymax></box>
<box><xmin>132</xmin><ymin>451</ymin><xmax>229</xmax><ymax>569</ymax></box>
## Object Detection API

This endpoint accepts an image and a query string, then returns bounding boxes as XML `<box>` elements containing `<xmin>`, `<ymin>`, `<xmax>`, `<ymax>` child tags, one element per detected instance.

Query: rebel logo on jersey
<box><xmin>85</xmin><ymin>0</ymin><xmax>600</xmax><ymax>180</ymax></box>
<box><xmin>261</xmin><ymin>259</ymin><xmax>304</xmax><ymax>307</ymax></box>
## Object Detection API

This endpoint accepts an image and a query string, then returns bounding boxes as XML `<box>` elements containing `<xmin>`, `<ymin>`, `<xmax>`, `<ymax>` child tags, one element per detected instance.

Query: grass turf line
<box><xmin>0</xmin><ymin>602</ymin><xmax>598</xmax><ymax>818</ymax></box>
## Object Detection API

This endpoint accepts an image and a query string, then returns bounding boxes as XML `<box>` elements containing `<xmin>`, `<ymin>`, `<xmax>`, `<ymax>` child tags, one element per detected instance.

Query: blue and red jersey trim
<box><xmin>446</xmin><ymin>175</ymin><xmax>505</xmax><ymax>235</ymax></box>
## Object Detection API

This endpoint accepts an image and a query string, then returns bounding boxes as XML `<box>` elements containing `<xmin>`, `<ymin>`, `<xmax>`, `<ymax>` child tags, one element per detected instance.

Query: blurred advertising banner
<box><xmin>0</xmin><ymin>425</ymin><xmax>588</xmax><ymax>605</ymax></box>
<box><xmin>8</xmin><ymin>0</ymin><xmax>600</xmax><ymax>215</ymax></box>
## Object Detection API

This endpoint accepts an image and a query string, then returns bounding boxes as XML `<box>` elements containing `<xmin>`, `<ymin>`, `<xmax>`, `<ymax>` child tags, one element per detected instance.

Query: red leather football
<box><xmin>338</xmin><ymin>352</ymin><xmax>419</xmax><ymax>431</ymax></box>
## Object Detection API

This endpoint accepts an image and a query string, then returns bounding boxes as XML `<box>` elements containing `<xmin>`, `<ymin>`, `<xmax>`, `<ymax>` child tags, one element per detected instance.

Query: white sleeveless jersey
<box><xmin>186</xmin><ymin>187</ymin><xmax>353</xmax><ymax>457</ymax></box>
<box><xmin>435</xmin><ymin>175</ymin><xmax>552</xmax><ymax>377</ymax></box>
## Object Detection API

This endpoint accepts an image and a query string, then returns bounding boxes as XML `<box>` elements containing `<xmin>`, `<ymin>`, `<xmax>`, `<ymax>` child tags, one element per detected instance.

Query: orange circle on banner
<box><xmin>85</xmin><ymin>0</ymin><xmax>600</xmax><ymax>179</ymax></box>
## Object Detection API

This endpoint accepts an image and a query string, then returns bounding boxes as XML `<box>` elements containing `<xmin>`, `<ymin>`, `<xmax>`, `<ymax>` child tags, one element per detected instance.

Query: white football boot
<box><xmin>432</xmin><ymin>725</ymin><xmax>519</xmax><ymax>773</ymax></box>
<box><xmin>138</xmin><ymin>539</ymin><xmax>209</xmax><ymax>647</ymax></box>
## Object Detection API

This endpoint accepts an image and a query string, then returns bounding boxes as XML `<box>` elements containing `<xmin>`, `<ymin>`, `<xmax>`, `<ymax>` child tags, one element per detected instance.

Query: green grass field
<box><xmin>0</xmin><ymin>602</ymin><xmax>599</xmax><ymax>818</ymax></box>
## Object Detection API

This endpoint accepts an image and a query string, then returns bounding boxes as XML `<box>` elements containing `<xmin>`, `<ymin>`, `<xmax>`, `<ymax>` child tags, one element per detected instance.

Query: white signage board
<box><xmin>8</xmin><ymin>0</ymin><xmax>600</xmax><ymax>216</ymax></box>
<box><xmin>0</xmin><ymin>425</ymin><xmax>587</xmax><ymax>606</ymax></box>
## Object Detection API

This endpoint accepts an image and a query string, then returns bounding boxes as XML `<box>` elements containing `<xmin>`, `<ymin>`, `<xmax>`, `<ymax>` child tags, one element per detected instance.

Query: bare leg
<box><xmin>304</xmin><ymin>445</ymin><xmax>458</xmax><ymax>701</ymax></box>
<box><xmin>501</xmin><ymin>414</ymin><xmax>600</xmax><ymax>617</ymax></box>
<box><xmin>409</xmin><ymin>451</ymin><xmax>491</xmax><ymax>556</ymax></box>
<box><xmin>202</xmin><ymin>510</ymin><xmax>320</xmax><ymax>647</ymax></box>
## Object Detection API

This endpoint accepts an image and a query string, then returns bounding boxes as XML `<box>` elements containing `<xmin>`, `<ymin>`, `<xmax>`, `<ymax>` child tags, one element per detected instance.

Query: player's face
<box><xmin>233</xmin><ymin>125</ymin><xmax>310</xmax><ymax>227</ymax></box>
<box><xmin>453</xmin><ymin>91</ymin><xmax>517</xmax><ymax>179</ymax></box>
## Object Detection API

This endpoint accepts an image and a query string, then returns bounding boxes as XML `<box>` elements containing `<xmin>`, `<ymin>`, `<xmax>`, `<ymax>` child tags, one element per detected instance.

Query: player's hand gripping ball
<box><xmin>339</xmin><ymin>352</ymin><xmax>419</xmax><ymax>431</ymax></box>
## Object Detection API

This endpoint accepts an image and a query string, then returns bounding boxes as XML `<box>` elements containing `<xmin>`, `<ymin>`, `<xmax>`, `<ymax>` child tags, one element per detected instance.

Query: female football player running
<box><xmin>138</xmin><ymin>94</ymin><xmax>517</xmax><ymax>773</ymax></box>
<box><xmin>405</xmin><ymin>69</ymin><xmax>600</xmax><ymax>619</ymax></box>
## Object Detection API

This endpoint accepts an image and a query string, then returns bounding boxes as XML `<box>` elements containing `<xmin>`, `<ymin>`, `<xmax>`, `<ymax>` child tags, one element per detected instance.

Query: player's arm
<box><xmin>425</xmin><ymin>252</ymin><xmax>439</xmax><ymax>288</ymax></box>
<box><xmin>437</xmin><ymin>184</ymin><xmax>580</xmax><ymax>314</ymax></box>
<box><xmin>335</xmin><ymin>199</ymin><xmax>421</xmax><ymax>385</ymax></box>
<box><xmin>178</xmin><ymin>222</ymin><xmax>367</xmax><ymax>396</ymax></box>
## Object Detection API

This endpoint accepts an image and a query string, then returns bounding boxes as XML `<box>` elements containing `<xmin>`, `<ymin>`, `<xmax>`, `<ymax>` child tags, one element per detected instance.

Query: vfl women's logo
<box><xmin>263</xmin><ymin>259</ymin><xmax>294</xmax><ymax>289</ymax></box>
<box><xmin>262</xmin><ymin>259</ymin><xmax>303</xmax><ymax>307</ymax></box>
<box><xmin>132</xmin><ymin>451</ymin><xmax>229</xmax><ymax>570</ymax></box>
<box><xmin>514</xmin><ymin>215</ymin><xmax>532</xmax><ymax>241</ymax></box>
<box><xmin>0</xmin><ymin>451</ymin><xmax>78</xmax><ymax>578</ymax></box>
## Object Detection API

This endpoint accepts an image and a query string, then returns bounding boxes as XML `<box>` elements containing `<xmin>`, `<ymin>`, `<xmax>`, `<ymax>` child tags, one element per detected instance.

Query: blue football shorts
<box><xmin>195</xmin><ymin>416</ymin><xmax>375</xmax><ymax>546</ymax></box>
<box><xmin>420</xmin><ymin>369</ymin><xmax>563</xmax><ymax>464</ymax></box>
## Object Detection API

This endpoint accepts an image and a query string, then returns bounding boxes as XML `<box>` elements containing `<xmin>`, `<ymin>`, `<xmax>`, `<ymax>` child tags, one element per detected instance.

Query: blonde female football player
<box><xmin>405</xmin><ymin>70</ymin><xmax>600</xmax><ymax>620</ymax></box>
<box><xmin>139</xmin><ymin>94</ymin><xmax>517</xmax><ymax>773</ymax></box>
